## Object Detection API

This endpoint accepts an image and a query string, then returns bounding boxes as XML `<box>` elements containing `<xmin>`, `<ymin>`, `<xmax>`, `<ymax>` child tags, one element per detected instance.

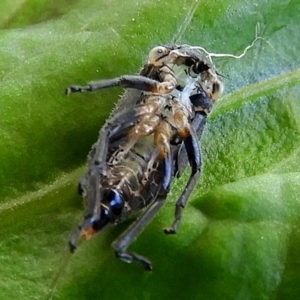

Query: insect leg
<box><xmin>66</xmin><ymin>75</ymin><xmax>174</xmax><ymax>95</ymax></box>
<box><xmin>153</xmin><ymin>121</ymin><xmax>174</xmax><ymax>192</ymax></box>
<box><xmin>112</xmin><ymin>197</ymin><xmax>167</xmax><ymax>270</ymax></box>
<box><xmin>173</xmin><ymin>113</ymin><xmax>207</xmax><ymax>178</ymax></box>
<box><xmin>164</xmin><ymin>125</ymin><xmax>202</xmax><ymax>234</ymax></box>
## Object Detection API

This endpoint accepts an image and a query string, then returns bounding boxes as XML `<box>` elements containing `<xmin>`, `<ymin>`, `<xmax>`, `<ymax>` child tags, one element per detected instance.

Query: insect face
<box><xmin>148</xmin><ymin>46</ymin><xmax>171</xmax><ymax>66</ymax></box>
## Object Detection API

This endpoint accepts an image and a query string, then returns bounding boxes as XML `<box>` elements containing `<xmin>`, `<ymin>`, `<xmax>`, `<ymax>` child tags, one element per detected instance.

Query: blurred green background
<box><xmin>0</xmin><ymin>0</ymin><xmax>299</xmax><ymax>299</ymax></box>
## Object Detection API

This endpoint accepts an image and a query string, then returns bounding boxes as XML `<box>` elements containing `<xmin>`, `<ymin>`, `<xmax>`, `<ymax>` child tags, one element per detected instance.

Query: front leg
<box><xmin>66</xmin><ymin>75</ymin><xmax>174</xmax><ymax>95</ymax></box>
<box><xmin>163</xmin><ymin>102</ymin><xmax>202</xmax><ymax>234</ymax></box>
<box><xmin>173</xmin><ymin>112</ymin><xmax>208</xmax><ymax>179</ymax></box>
<box><xmin>169</xmin><ymin>47</ymin><xmax>211</xmax><ymax>74</ymax></box>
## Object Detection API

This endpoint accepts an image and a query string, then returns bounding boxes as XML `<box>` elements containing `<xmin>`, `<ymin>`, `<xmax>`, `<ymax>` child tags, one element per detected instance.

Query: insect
<box><xmin>66</xmin><ymin>45</ymin><xmax>223</xmax><ymax>270</ymax></box>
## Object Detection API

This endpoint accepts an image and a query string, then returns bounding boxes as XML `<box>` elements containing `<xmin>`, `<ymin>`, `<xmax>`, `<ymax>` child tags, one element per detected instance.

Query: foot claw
<box><xmin>65</xmin><ymin>86</ymin><xmax>80</xmax><ymax>95</ymax></box>
<box><xmin>163</xmin><ymin>227</ymin><xmax>176</xmax><ymax>234</ymax></box>
<box><xmin>115</xmin><ymin>250</ymin><xmax>153</xmax><ymax>270</ymax></box>
<box><xmin>65</xmin><ymin>85</ymin><xmax>90</xmax><ymax>95</ymax></box>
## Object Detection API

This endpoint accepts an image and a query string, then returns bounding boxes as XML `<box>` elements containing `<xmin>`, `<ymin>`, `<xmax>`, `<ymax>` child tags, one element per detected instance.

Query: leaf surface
<box><xmin>0</xmin><ymin>0</ymin><xmax>299</xmax><ymax>299</ymax></box>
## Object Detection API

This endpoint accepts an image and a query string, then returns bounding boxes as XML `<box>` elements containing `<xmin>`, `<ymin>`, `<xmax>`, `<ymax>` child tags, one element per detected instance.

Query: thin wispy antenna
<box><xmin>189</xmin><ymin>23</ymin><xmax>267</xmax><ymax>64</ymax></box>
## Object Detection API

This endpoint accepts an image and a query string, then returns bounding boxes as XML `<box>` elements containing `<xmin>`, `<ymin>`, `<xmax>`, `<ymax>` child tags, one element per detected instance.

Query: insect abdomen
<box><xmin>103</xmin><ymin>136</ymin><xmax>162</xmax><ymax>222</ymax></box>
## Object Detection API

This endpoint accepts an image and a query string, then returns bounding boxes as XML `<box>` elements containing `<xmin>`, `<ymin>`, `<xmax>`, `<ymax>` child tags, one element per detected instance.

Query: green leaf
<box><xmin>0</xmin><ymin>0</ymin><xmax>299</xmax><ymax>299</ymax></box>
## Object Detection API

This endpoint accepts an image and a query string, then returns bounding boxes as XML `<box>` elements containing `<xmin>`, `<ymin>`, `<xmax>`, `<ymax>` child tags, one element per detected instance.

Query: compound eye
<box><xmin>148</xmin><ymin>46</ymin><xmax>169</xmax><ymax>64</ymax></box>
